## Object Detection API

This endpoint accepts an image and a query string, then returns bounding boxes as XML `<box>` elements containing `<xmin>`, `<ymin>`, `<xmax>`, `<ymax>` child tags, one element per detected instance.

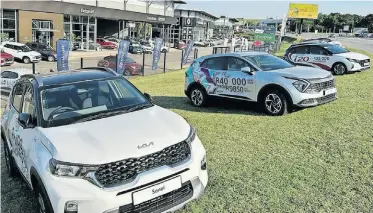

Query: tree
<box><xmin>359</xmin><ymin>14</ymin><xmax>373</xmax><ymax>32</ymax></box>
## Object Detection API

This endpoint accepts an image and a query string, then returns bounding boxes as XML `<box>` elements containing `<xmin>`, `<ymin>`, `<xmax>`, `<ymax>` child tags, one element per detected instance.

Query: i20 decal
<box><xmin>294</xmin><ymin>56</ymin><xmax>310</xmax><ymax>62</ymax></box>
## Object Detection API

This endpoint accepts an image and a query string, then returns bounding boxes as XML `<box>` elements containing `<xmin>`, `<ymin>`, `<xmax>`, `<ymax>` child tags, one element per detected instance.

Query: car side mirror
<box><xmin>241</xmin><ymin>67</ymin><xmax>254</xmax><ymax>75</ymax></box>
<box><xmin>18</xmin><ymin>113</ymin><xmax>34</xmax><ymax>128</ymax></box>
<box><xmin>144</xmin><ymin>93</ymin><xmax>153</xmax><ymax>102</ymax></box>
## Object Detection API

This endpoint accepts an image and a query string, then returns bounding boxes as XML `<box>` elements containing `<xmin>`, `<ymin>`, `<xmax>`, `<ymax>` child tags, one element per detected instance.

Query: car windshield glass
<box><xmin>243</xmin><ymin>54</ymin><xmax>293</xmax><ymax>71</ymax></box>
<box><xmin>325</xmin><ymin>45</ymin><xmax>349</xmax><ymax>54</ymax></box>
<box><xmin>20</xmin><ymin>45</ymin><xmax>31</xmax><ymax>52</ymax></box>
<box><xmin>40</xmin><ymin>78</ymin><xmax>151</xmax><ymax>127</ymax></box>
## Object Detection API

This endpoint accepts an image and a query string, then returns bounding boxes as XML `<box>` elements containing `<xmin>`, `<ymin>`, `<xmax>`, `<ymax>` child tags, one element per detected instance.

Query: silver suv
<box><xmin>184</xmin><ymin>52</ymin><xmax>337</xmax><ymax>116</ymax></box>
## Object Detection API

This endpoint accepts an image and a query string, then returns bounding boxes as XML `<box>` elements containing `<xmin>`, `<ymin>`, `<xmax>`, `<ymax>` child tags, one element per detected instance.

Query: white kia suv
<box><xmin>1</xmin><ymin>67</ymin><xmax>208</xmax><ymax>213</ymax></box>
<box><xmin>2</xmin><ymin>42</ymin><xmax>42</xmax><ymax>63</ymax></box>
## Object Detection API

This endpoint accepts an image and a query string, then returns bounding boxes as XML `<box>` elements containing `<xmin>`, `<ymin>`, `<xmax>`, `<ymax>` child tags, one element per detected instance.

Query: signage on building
<box><xmin>80</xmin><ymin>8</ymin><xmax>94</xmax><ymax>14</ymax></box>
<box><xmin>146</xmin><ymin>16</ymin><xmax>166</xmax><ymax>22</ymax></box>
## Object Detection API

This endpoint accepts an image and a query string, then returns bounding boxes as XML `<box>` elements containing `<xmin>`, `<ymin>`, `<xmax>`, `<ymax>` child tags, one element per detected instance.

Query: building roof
<box><xmin>172</xmin><ymin>0</ymin><xmax>187</xmax><ymax>4</ymax></box>
<box><xmin>175</xmin><ymin>8</ymin><xmax>219</xmax><ymax>20</ymax></box>
<box><xmin>260</xmin><ymin>19</ymin><xmax>282</xmax><ymax>25</ymax></box>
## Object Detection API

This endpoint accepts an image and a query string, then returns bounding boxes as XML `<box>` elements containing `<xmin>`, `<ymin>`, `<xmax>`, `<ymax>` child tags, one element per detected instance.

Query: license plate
<box><xmin>364</xmin><ymin>62</ymin><xmax>369</xmax><ymax>66</ymax></box>
<box><xmin>323</xmin><ymin>88</ymin><xmax>337</xmax><ymax>96</ymax></box>
<box><xmin>132</xmin><ymin>176</ymin><xmax>181</xmax><ymax>205</ymax></box>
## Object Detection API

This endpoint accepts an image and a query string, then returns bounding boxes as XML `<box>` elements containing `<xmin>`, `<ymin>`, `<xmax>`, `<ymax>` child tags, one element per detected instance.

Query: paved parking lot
<box><xmin>5</xmin><ymin>47</ymin><xmax>215</xmax><ymax>75</ymax></box>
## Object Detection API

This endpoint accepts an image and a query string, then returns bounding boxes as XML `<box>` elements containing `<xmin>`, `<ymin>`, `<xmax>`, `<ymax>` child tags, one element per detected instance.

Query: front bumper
<box><xmin>349</xmin><ymin>61</ymin><xmax>370</xmax><ymax>72</ymax></box>
<box><xmin>293</xmin><ymin>89</ymin><xmax>337</xmax><ymax>107</ymax></box>
<box><xmin>31</xmin><ymin>57</ymin><xmax>41</xmax><ymax>63</ymax></box>
<box><xmin>42</xmin><ymin>137</ymin><xmax>208</xmax><ymax>213</ymax></box>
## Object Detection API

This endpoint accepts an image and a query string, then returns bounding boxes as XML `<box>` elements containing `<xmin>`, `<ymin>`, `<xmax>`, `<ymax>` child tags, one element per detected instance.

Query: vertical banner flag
<box><xmin>117</xmin><ymin>40</ymin><xmax>130</xmax><ymax>75</ymax></box>
<box><xmin>56</xmin><ymin>39</ymin><xmax>70</xmax><ymax>72</ymax></box>
<box><xmin>152</xmin><ymin>38</ymin><xmax>163</xmax><ymax>70</ymax></box>
<box><xmin>182</xmin><ymin>40</ymin><xmax>194</xmax><ymax>65</ymax></box>
<box><xmin>231</xmin><ymin>37</ymin><xmax>236</xmax><ymax>52</ymax></box>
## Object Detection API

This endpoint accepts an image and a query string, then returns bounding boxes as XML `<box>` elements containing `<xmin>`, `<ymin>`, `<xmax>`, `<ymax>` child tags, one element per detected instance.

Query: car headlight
<box><xmin>346</xmin><ymin>58</ymin><xmax>359</xmax><ymax>63</ymax></box>
<box><xmin>49</xmin><ymin>159</ymin><xmax>98</xmax><ymax>178</ymax></box>
<box><xmin>292</xmin><ymin>80</ymin><xmax>310</xmax><ymax>92</ymax></box>
<box><xmin>185</xmin><ymin>125</ymin><xmax>196</xmax><ymax>144</ymax></box>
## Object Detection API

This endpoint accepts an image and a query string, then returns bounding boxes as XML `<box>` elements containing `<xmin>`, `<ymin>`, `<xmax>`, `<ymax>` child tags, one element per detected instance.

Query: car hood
<box><xmin>0</xmin><ymin>52</ymin><xmax>13</xmax><ymax>58</ymax></box>
<box><xmin>29</xmin><ymin>51</ymin><xmax>41</xmax><ymax>57</ymax></box>
<box><xmin>38</xmin><ymin>106</ymin><xmax>190</xmax><ymax>164</ymax></box>
<box><xmin>335</xmin><ymin>52</ymin><xmax>370</xmax><ymax>60</ymax></box>
<box><xmin>271</xmin><ymin>66</ymin><xmax>331</xmax><ymax>79</ymax></box>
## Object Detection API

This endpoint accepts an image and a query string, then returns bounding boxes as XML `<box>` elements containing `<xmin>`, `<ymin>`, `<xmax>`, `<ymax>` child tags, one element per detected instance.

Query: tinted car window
<box><xmin>8</xmin><ymin>71</ymin><xmax>18</xmax><ymax>79</ymax></box>
<box><xmin>244</xmin><ymin>54</ymin><xmax>294</xmax><ymax>71</ymax></box>
<box><xmin>310</xmin><ymin>46</ymin><xmax>329</xmax><ymax>55</ymax></box>
<box><xmin>227</xmin><ymin>57</ymin><xmax>250</xmax><ymax>71</ymax></box>
<box><xmin>4</xmin><ymin>44</ymin><xmax>14</xmax><ymax>49</ymax></box>
<box><xmin>1</xmin><ymin>71</ymin><xmax>10</xmax><ymax>78</ymax></box>
<box><xmin>203</xmin><ymin>57</ymin><xmax>226</xmax><ymax>70</ymax></box>
<box><xmin>12</xmin><ymin>83</ymin><xmax>24</xmax><ymax>112</ymax></box>
<box><xmin>294</xmin><ymin>46</ymin><xmax>309</xmax><ymax>54</ymax></box>
<box><xmin>104</xmin><ymin>56</ymin><xmax>116</xmax><ymax>62</ymax></box>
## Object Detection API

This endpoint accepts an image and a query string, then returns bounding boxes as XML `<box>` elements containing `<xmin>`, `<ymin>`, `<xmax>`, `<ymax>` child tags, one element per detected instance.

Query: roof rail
<box><xmin>76</xmin><ymin>67</ymin><xmax>120</xmax><ymax>77</ymax></box>
<box><xmin>20</xmin><ymin>74</ymin><xmax>43</xmax><ymax>86</ymax></box>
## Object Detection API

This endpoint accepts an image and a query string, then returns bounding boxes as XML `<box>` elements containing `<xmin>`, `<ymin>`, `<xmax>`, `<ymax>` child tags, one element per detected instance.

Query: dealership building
<box><xmin>1</xmin><ymin>0</ymin><xmax>186</xmax><ymax>50</ymax></box>
<box><xmin>172</xmin><ymin>9</ymin><xmax>217</xmax><ymax>42</ymax></box>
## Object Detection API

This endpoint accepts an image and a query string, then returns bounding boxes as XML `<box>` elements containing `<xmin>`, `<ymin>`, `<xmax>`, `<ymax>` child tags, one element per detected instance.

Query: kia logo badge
<box><xmin>138</xmin><ymin>142</ymin><xmax>154</xmax><ymax>149</ymax></box>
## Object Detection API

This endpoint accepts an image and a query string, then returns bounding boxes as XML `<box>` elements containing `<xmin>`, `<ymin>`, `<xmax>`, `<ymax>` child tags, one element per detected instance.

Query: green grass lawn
<box><xmin>130</xmin><ymin>49</ymin><xmax>373</xmax><ymax>212</ymax></box>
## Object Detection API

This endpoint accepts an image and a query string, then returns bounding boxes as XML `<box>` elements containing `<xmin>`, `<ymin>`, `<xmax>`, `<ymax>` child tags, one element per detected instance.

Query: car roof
<box><xmin>2</xmin><ymin>42</ymin><xmax>25</xmax><ymax>46</ymax></box>
<box><xmin>290</xmin><ymin>43</ymin><xmax>334</xmax><ymax>48</ymax></box>
<box><xmin>1</xmin><ymin>68</ymin><xmax>33</xmax><ymax>75</ymax></box>
<box><xmin>22</xmin><ymin>68</ymin><xmax>119</xmax><ymax>87</ymax></box>
<box><xmin>197</xmin><ymin>51</ymin><xmax>269</xmax><ymax>61</ymax></box>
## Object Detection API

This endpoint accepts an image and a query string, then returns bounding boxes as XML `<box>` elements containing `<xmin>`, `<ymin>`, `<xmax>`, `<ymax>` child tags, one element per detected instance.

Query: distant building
<box><xmin>213</xmin><ymin>16</ymin><xmax>239</xmax><ymax>38</ymax></box>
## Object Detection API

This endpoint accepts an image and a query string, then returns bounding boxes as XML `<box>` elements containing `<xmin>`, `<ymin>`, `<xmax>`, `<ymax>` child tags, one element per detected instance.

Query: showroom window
<box><xmin>64</xmin><ymin>14</ymin><xmax>97</xmax><ymax>51</ymax></box>
<box><xmin>0</xmin><ymin>9</ymin><xmax>17</xmax><ymax>42</ymax></box>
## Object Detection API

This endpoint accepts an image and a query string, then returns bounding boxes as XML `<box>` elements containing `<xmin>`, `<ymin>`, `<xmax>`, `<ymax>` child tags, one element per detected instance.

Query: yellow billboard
<box><xmin>288</xmin><ymin>3</ymin><xmax>319</xmax><ymax>19</ymax></box>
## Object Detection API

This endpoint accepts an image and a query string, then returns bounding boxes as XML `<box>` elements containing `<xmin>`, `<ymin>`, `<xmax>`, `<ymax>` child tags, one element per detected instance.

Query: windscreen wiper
<box><xmin>124</xmin><ymin>103</ymin><xmax>153</xmax><ymax>113</ymax></box>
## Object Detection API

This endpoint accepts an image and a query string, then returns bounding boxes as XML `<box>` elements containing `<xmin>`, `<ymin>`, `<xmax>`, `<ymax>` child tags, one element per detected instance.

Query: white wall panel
<box><xmin>97</xmin><ymin>0</ymin><xmax>124</xmax><ymax>10</ymax></box>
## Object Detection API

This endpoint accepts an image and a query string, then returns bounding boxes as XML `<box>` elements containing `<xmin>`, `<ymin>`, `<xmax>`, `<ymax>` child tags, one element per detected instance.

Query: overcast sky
<box><xmin>179</xmin><ymin>1</ymin><xmax>373</xmax><ymax>19</ymax></box>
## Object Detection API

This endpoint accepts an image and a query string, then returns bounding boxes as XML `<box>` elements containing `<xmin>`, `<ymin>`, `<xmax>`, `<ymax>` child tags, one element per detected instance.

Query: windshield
<box><xmin>244</xmin><ymin>54</ymin><xmax>294</xmax><ymax>71</ymax></box>
<box><xmin>325</xmin><ymin>45</ymin><xmax>349</xmax><ymax>54</ymax></box>
<box><xmin>20</xmin><ymin>45</ymin><xmax>31</xmax><ymax>52</ymax></box>
<box><xmin>40</xmin><ymin>78</ymin><xmax>150</xmax><ymax>127</ymax></box>
<box><xmin>125</xmin><ymin>58</ymin><xmax>135</xmax><ymax>63</ymax></box>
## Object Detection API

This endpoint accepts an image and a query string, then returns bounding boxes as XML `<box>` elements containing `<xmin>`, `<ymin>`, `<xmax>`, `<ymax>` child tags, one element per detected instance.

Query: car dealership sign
<box><xmin>254</xmin><ymin>33</ymin><xmax>276</xmax><ymax>42</ymax></box>
<box><xmin>80</xmin><ymin>8</ymin><xmax>94</xmax><ymax>14</ymax></box>
<box><xmin>146</xmin><ymin>16</ymin><xmax>166</xmax><ymax>22</ymax></box>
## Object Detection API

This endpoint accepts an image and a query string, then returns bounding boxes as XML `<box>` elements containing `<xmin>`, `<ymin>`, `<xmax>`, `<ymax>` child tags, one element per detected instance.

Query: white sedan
<box><xmin>1</xmin><ymin>68</ymin><xmax>33</xmax><ymax>93</ymax></box>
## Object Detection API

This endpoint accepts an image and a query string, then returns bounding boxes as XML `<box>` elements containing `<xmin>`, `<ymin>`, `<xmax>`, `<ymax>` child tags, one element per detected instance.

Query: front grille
<box><xmin>307</xmin><ymin>79</ymin><xmax>335</xmax><ymax>93</ymax></box>
<box><xmin>360</xmin><ymin>59</ymin><xmax>370</xmax><ymax>67</ymax></box>
<box><xmin>95</xmin><ymin>141</ymin><xmax>191</xmax><ymax>188</ymax></box>
<box><xmin>317</xmin><ymin>93</ymin><xmax>336</xmax><ymax>104</ymax></box>
<box><xmin>5</xmin><ymin>58</ymin><xmax>12</xmax><ymax>62</ymax></box>
<box><xmin>119</xmin><ymin>182</ymin><xmax>193</xmax><ymax>213</ymax></box>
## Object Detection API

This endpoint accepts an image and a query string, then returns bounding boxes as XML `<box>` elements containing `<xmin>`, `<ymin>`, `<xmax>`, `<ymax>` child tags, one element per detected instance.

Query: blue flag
<box><xmin>56</xmin><ymin>39</ymin><xmax>70</xmax><ymax>72</ymax></box>
<box><xmin>182</xmin><ymin>40</ymin><xmax>194</xmax><ymax>65</ymax></box>
<box><xmin>117</xmin><ymin>40</ymin><xmax>130</xmax><ymax>75</ymax></box>
<box><xmin>152</xmin><ymin>38</ymin><xmax>163</xmax><ymax>70</ymax></box>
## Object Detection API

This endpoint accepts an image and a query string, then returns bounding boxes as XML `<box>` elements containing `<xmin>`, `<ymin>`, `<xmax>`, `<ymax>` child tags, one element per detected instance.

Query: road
<box><xmin>294</xmin><ymin>33</ymin><xmax>373</xmax><ymax>54</ymax></box>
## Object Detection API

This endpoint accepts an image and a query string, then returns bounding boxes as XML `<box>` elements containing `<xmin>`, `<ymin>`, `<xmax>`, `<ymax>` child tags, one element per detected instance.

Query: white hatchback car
<box><xmin>1</xmin><ymin>68</ymin><xmax>208</xmax><ymax>213</ymax></box>
<box><xmin>284</xmin><ymin>43</ymin><xmax>370</xmax><ymax>75</ymax></box>
<box><xmin>2</xmin><ymin>42</ymin><xmax>42</xmax><ymax>63</ymax></box>
<box><xmin>1</xmin><ymin>68</ymin><xmax>33</xmax><ymax>93</ymax></box>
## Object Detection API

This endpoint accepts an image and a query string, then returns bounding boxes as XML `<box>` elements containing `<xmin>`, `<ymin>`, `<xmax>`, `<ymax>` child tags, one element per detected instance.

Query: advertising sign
<box><xmin>56</xmin><ymin>39</ymin><xmax>70</xmax><ymax>72</ymax></box>
<box><xmin>152</xmin><ymin>38</ymin><xmax>163</xmax><ymax>70</ymax></box>
<box><xmin>116</xmin><ymin>40</ymin><xmax>130</xmax><ymax>75</ymax></box>
<box><xmin>254</xmin><ymin>33</ymin><xmax>276</xmax><ymax>42</ymax></box>
<box><xmin>287</xmin><ymin>3</ymin><xmax>319</xmax><ymax>19</ymax></box>
<box><xmin>343</xmin><ymin>25</ymin><xmax>350</xmax><ymax>31</ymax></box>
<box><xmin>182</xmin><ymin>40</ymin><xmax>194</xmax><ymax>65</ymax></box>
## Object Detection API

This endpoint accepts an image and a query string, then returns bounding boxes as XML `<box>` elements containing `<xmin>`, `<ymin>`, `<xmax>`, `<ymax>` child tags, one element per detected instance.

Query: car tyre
<box><xmin>262</xmin><ymin>90</ymin><xmax>289</xmax><ymax>116</ymax></box>
<box><xmin>161</xmin><ymin>49</ymin><xmax>167</xmax><ymax>53</ymax></box>
<box><xmin>47</xmin><ymin>56</ymin><xmax>55</xmax><ymax>62</ymax></box>
<box><xmin>332</xmin><ymin>62</ymin><xmax>347</xmax><ymax>75</ymax></box>
<box><xmin>34</xmin><ymin>180</ymin><xmax>54</xmax><ymax>213</ymax></box>
<box><xmin>23</xmin><ymin>56</ymin><xmax>31</xmax><ymax>64</ymax></box>
<box><xmin>189</xmin><ymin>86</ymin><xmax>208</xmax><ymax>107</ymax></box>
<box><xmin>2</xmin><ymin>139</ymin><xmax>18</xmax><ymax>177</ymax></box>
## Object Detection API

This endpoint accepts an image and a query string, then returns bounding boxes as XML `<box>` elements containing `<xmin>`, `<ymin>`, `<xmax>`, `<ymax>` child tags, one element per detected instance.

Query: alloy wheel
<box><xmin>265</xmin><ymin>93</ymin><xmax>282</xmax><ymax>114</ymax></box>
<box><xmin>191</xmin><ymin>89</ymin><xmax>203</xmax><ymax>106</ymax></box>
<box><xmin>23</xmin><ymin>57</ymin><xmax>30</xmax><ymax>64</ymax></box>
<box><xmin>48</xmin><ymin>56</ymin><xmax>54</xmax><ymax>62</ymax></box>
<box><xmin>334</xmin><ymin>64</ymin><xmax>346</xmax><ymax>75</ymax></box>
